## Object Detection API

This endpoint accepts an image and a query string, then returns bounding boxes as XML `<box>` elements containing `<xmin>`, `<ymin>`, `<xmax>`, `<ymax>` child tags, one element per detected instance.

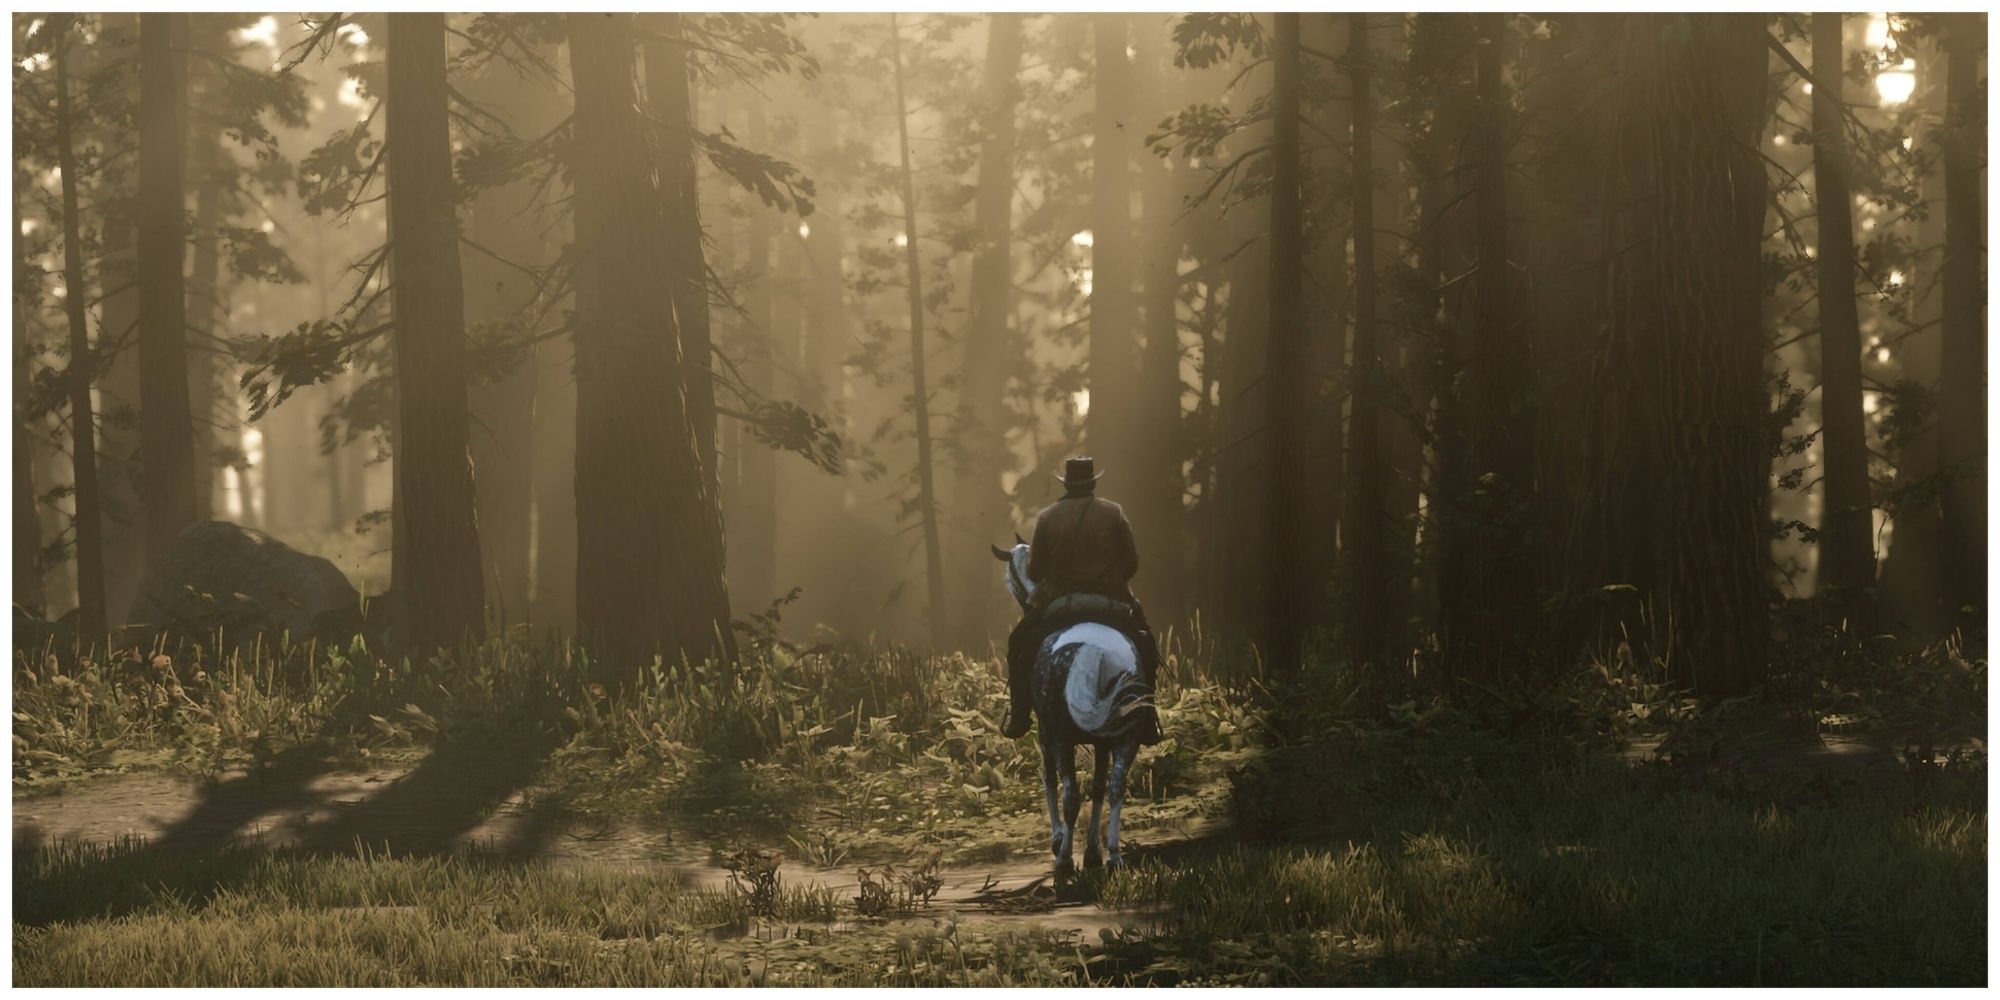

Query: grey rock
<box><xmin>125</xmin><ymin>521</ymin><xmax>364</xmax><ymax>647</ymax></box>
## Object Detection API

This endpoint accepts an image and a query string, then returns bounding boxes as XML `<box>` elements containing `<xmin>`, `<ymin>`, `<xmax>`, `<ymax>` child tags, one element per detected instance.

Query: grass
<box><xmin>10</xmin><ymin>621</ymin><xmax>1988</xmax><ymax>986</ymax></box>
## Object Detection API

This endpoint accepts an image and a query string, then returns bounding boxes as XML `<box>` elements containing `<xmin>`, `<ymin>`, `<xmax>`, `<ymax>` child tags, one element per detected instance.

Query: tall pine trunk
<box><xmin>1642</xmin><ymin>14</ymin><xmax>1770</xmax><ymax>697</ymax></box>
<box><xmin>1088</xmin><ymin>14</ymin><xmax>1138</xmax><ymax>467</ymax></box>
<box><xmin>641</xmin><ymin>13</ymin><xmax>719</xmax><ymax>492</ymax></box>
<box><xmin>136</xmin><ymin>13</ymin><xmax>198</xmax><ymax>558</ymax></box>
<box><xmin>1342</xmin><ymin>12</ymin><xmax>1388</xmax><ymax>671</ymax></box>
<box><xmin>1810</xmin><ymin>13</ymin><xmax>1877</xmax><ymax>625</ymax></box>
<box><xmin>1937</xmin><ymin>13</ymin><xmax>1986</xmax><ymax>624</ymax></box>
<box><xmin>888</xmin><ymin>13</ymin><xmax>948</xmax><ymax>649</ymax></box>
<box><xmin>184</xmin><ymin>15</ymin><xmax>227</xmax><ymax>523</ymax></box>
<box><xmin>950</xmin><ymin>12</ymin><xmax>1025</xmax><ymax>648</ymax></box>
<box><xmin>14</xmin><ymin>172</ymin><xmax>45</xmax><ymax>613</ymax></box>
<box><xmin>567</xmin><ymin>12</ymin><xmax>731</xmax><ymax>671</ymax></box>
<box><xmin>1437</xmin><ymin>13</ymin><xmax>1536</xmax><ymax>674</ymax></box>
<box><xmin>1263</xmin><ymin>12</ymin><xmax>1307</xmax><ymax>676</ymax></box>
<box><xmin>384</xmin><ymin>13</ymin><xmax>487</xmax><ymax>650</ymax></box>
<box><xmin>53</xmin><ymin>22</ymin><xmax>108</xmax><ymax>642</ymax></box>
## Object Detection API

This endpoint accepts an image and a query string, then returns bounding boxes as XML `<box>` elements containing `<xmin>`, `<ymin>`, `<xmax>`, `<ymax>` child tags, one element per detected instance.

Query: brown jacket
<box><xmin>1026</xmin><ymin>493</ymin><xmax>1138</xmax><ymax>610</ymax></box>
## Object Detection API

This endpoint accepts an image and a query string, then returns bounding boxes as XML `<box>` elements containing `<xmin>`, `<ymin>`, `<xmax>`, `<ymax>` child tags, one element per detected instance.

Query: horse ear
<box><xmin>1014</xmin><ymin>531</ymin><xmax>1027</xmax><ymax>546</ymax></box>
<box><xmin>991</xmin><ymin>544</ymin><xmax>1012</xmax><ymax>562</ymax></box>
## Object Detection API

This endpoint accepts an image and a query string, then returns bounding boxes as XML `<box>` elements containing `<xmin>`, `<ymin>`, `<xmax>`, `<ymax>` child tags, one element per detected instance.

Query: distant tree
<box><xmin>1341</xmin><ymin>12</ymin><xmax>1389</xmax><ymax>672</ymax></box>
<box><xmin>1809</xmin><ymin>12</ymin><xmax>1878</xmax><ymax>627</ymax></box>
<box><xmin>887</xmin><ymin>12</ymin><xmax>949</xmax><ymax>648</ymax></box>
<box><xmin>13</xmin><ymin>170</ymin><xmax>45</xmax><ymax>613</ymax></box>
<box><xmin>383</xmin><ymin>12</ymin><xmax>486</xmax><ymax>650</ymax></box>
<box><xmin>948</xmin><ymin>12</ymin><xmax>1025</xmax><ymax>646</ymax></box>
<box><xmin>1088</xmin><ymin>14</ymin><xmax>1140</xmax><ymax>471</ymax></box>
<box><xmin>49</xmin><ymin>14</ymin><xmax>109</xmax><ymax>641</ymax></box>
<box><xmin>135</xmin><ymin>13</ymin><xmax>200</xmax><ymax>557</ymax></box>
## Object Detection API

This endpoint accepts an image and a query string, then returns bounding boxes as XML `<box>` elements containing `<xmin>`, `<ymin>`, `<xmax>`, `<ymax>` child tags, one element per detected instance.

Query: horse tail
<box><xmin>1063</xmin><ymin>638</ymin><xmax>1157</xmax><ymax>742</ymax></box>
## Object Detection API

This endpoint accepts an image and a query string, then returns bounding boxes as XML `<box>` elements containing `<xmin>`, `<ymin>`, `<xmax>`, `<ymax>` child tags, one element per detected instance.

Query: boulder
<box><xmin>125</xmin><ymin>521</ymin><xmax>365</xmax><ymax>648</ymax></box>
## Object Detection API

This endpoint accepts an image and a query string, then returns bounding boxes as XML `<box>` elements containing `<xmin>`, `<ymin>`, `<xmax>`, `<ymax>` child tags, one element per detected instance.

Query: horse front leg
<box><xmin>1084</xmin><ymin>745</ymin><xmax>1108</xmax><ymax>869</ymax></box>
<box><xmin>1056</xmin><ymin>744</ymin><xmax>1081</xmax><ymax>876</ymax></box>
<box><xmin>1104</xmin><ymin>741</ymin><xmax>1139</xmax><ymax>869</ymax></box>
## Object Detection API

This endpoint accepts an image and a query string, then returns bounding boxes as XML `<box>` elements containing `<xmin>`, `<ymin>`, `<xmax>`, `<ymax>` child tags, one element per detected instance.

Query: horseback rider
<box><xmin>1002</xmin><ymin>456</ymin><xmax>1163</xmax><ymax>742</ymax></box>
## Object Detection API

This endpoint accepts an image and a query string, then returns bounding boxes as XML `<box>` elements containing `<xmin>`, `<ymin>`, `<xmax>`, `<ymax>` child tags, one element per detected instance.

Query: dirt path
<box><xmin>12</xmin><ymin>765</ymin><xmax>1191</xmax><ymax>935</ymax></box>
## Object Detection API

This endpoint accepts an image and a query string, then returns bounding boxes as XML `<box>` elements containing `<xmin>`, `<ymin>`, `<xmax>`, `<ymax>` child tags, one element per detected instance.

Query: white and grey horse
<box><xmin>993</xmin><ymin>539</ymin><xmax>1152</xmax><ymax>872</ymax></box>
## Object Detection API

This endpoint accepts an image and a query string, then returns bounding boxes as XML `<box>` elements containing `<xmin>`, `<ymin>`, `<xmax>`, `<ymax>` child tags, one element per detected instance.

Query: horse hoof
<box><xmin>1054</xmin><ymin>858</ymin><xmax>1076</xmax><ymax>879</ymax></box>
<box><xmin>1105</xmin><ymin>854</ymin><xmax>1125</xmax><ymax>871</ymax></box>
<box><xmin>1083</xmin><ymin>849</ymin><xmax>1103</xmax><ymax>870</ymax></box>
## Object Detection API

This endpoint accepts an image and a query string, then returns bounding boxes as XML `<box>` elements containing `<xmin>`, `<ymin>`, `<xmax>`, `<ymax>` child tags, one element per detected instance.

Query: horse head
<box><xmin>993</xmin><ymin>535</ymin><xmax>1032</xmax><ymax>610</ymax></box>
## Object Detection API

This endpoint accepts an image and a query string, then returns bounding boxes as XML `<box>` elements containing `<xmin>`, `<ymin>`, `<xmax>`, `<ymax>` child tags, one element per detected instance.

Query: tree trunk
<box><xmin>889</xmin><ymin>13</ymin><xmax>948</xmax><ymax>649</ymax></box>
<box><xmin>1264</xmin><ymin>12</ymin><xmax>1308</xmax><ymax>676</ymax></box>
<box><xmin>1642</xmin><ymin>14</ymin><xmax>1770</xmax><ymax>697</ymax></box>
<box><xmin>184</xmin><ymin>15</ymin><xmax>227</xmax><ymax>524</ymax></box>
<box><xmin>1810</xmin><ymin>12</ymin><xmax>1878</xmax><ymax>627</ymax></box>
<box><xmin>53</xmin><ymin>23</ymin><xmax>108</xmax><ymax>643</ymax></box>
<box><xmin>1342</xmin><ymin>12</ymin><xmax>1388</xmax><ymax>671</ymax></box>
<box><xmin>136</xmin><ymin>13</ymin><xmax>199</xmax><ymax>559</ymax></box>
<box><xmin>14</xmin><ymin>172</ymin><xmax>45</xmax><ymax>614</ymax></box>
<box><xmin>385</xmin><ymin>12</ymin><xmax>487</xmax><ymax>650</ymax></box>
<box><xmin>566</xmin><ymin>11</ymin><xmax>731</xmax><ymax>672</ymax></box>
<box><xmin>1937</xmin><ymin>12</ymin><xmax>1986</xmax><ymax>623</ymax></box>
<box><xmin>641</xmin><ymin>13</ymin><xmax>719</xmax><ymax>492</ymax></box>
<box><xmin>949</xmin><ymin>12</ymin><xmax>1024</xmax><ymax>649</ymax></box>
<box><xmin>1088</xmin><ymin>13</ymin><xmax>1139</xmax><ymax>467</ymax></box>
<box><xmin>1437</xmin><ymin>13</ymin><xmax>1537</xmax><ymax>674</ymax></box>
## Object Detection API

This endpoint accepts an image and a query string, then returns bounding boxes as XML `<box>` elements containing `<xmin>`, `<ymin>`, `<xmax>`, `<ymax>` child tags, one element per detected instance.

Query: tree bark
<box><xmin>53</xmin><ymin>22</ymin><xmax>109</xmax><ymax>642</ymax></box>
<box><xmin>385</xmin><ymin>12</ymin><xmax>487</xmax><ymax>650</ymax></box>
<box><xmin>1937</xmin><ymin>12</ymin><xmax>1986</xmax><ymax>623</ymax></box>
<box><xmin>1263</xmin><ymin>12</ymin><xmax>1308</xmax><ymax>675</ymax></box>
<box><xmin>1342</xmin><ymin>12</ymin><xmax>1388</xmax><ymax>671</ymax></box>
<box><xmin>566</xmin><ymin>11</ymin><xmax>731</xmax><ymax>672</ymax></box>
<box><xmin>136</xmin><ymin>13</ymin><xmax>199</xmax><ymax>559</ymax></box>
<box><xmin>888</xmin><ymin>13</ymin><xmax>948</xmax><ymax>649</ymax></box>
<box><xmin>950</xmin><ymin>12</ymin><xmax>1025</xmax><ymax>648</ymax></box>
<box><xmin>1810</xmin><ymin>12</ymin><xmax>1878</xmax><ymax>626</ymax></box>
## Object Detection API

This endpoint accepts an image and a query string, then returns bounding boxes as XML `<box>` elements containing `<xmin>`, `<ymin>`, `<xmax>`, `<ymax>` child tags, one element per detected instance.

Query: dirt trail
<box><xmin>12</xmin><ymin>765</ymin><xmax>1190</xmax><ymax>935</ymax></box>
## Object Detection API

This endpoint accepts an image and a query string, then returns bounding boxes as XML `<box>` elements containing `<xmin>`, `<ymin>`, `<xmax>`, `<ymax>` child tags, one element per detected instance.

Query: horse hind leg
<box><xmin>1104</xmin><ymin>741</ymin><xmax>1139</xmax><ymax>869</ymax></box>
<box><xmin>1040</xmin><ymin>735</ymin><xmax>1064</xmax><ymax>862</ymax></box>
<box><xmin>1056</xmin><ymin>744</ymin><xmax>1082</xmax><ymax>876</ymax></box>
<box><xmin>1084</xmin><ymin>745</ymin><xmax>1109</xmax><ymax>869</ymax></box>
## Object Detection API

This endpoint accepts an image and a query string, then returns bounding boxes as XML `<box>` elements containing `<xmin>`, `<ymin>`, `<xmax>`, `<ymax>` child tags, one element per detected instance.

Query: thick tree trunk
<box><xmin>566</xmin><ymin>12</ymin><xmax>731</xmax><ymax>672</ymax></box>
<box><xmin>1263</xmin><ymin>12</ymin><xmax>1308</xmax><ymax>675</ymax></box>
<box><xmin>1937</xmin><ymin>13</ymin><xmax>1986</xmax><ymax>624</ymax></box>
<box><xmin>1088</xmin><ymin>14</ymin><xmax>1139</xmax><ymax>468</ymax></box>
<box><xmin>136</xmin><ymin>13</ymin><xmax>199</xmax><ymax>559</ymax></box>
<box><xmin>950</xmin><ymin>12</ymin><xmax>1025</xmax><ymax>648</ymax></box>
<box><xmin>889</xmin><ymin>13</ymin><xmax>948</xmax><ymax>649</ymax></box>
<box><xmin>385</xmin><ymin>13</ymin><xmax>487</xmax><ymax>650</ymax></box>
<box><xmin>1342</xmin><ymin>12</ymin><xmax>1388</xmax><ymax>671</ymax></box>
<box><xmin>184</xmin><ymin>15</ymin><xmax>227</xmax><ymax>524</ymax></box>
<box><xmin>1642</xmin><ymin>14</ymin><xmax>1770</xmax><ymax>697</ymax></box>
<box><xmin>14</xmin><ymin>173</ymin><xmax>45</xmax><ymax>613</ymax></box>
<box><xmin>1299</xmin><ymin>13</ymin><xmax>1349</xmax><ymax>641</ymax></box>
<box><xmin>1810</xmin><ymin>13</ymin><xmax>1878</xmax><ymax>626</ymax></box>
<box><xmin>53</xmin><ymin>25</ymin><xmax>108</xmax><ymax>643</ymax></box>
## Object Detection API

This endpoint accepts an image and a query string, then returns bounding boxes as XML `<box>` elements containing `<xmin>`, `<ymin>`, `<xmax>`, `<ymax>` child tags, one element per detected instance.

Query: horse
<box><xmin>991</xmin><ymin>538</ymin><xmax>1152</xmax><ymax>872</ymax></box>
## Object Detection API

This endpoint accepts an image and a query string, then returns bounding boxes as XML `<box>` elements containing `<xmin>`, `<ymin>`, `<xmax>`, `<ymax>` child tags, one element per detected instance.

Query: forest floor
<box><xmin>11</xmin><ymin>636</ymin><xmax>1988</xmax><ymax>985</ymax></box>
